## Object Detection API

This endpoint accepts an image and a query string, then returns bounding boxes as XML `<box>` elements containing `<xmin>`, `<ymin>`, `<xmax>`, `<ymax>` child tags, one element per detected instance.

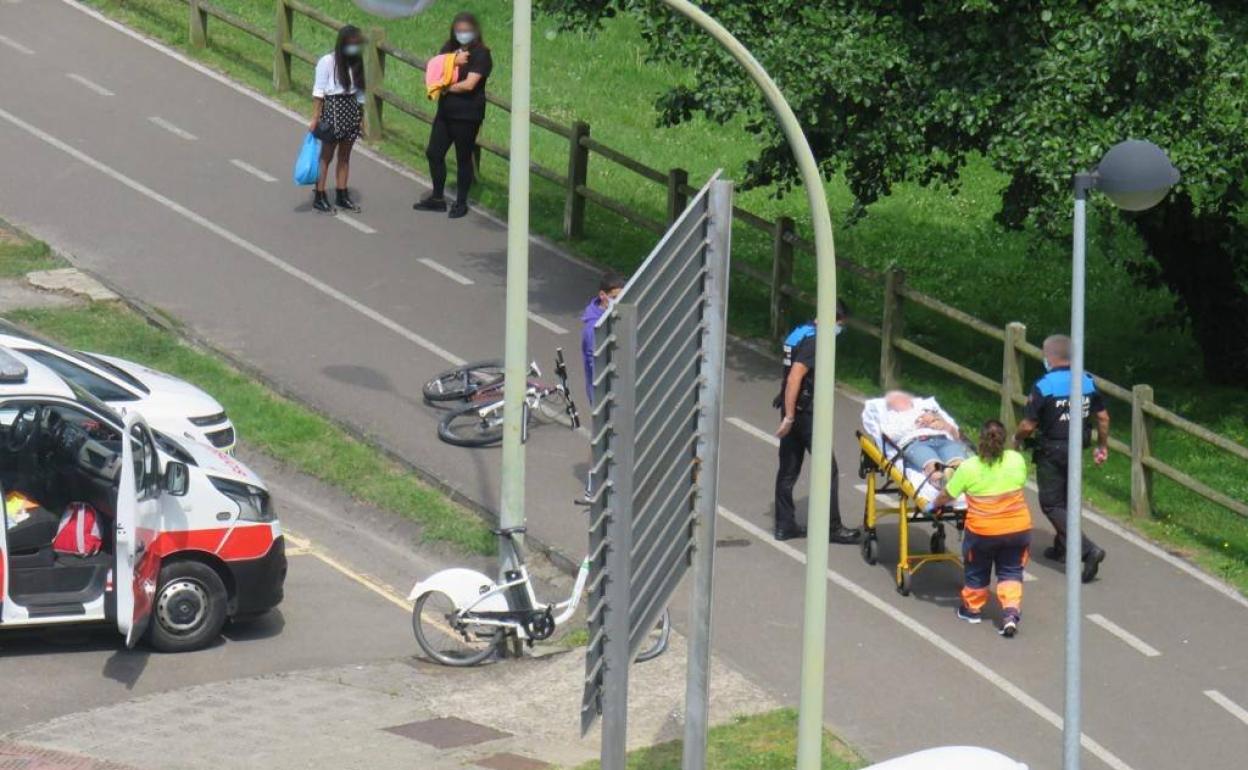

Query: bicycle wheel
<box><xmin>535</xmin><ymin>389</ymin><xmax>570</xmax><ymax>423</ymax></box>
<box><xmin>423</xmin><ymin>360</ymin><xmax>504</xmax><ymax>403</ymax></box>
<box><xmin>438</xmin><ymin>401</ymin><xmax>505</xmax><ymax>447</ymax></box>
<box><xmin>412</xmin><ymin>591</ymin><xmax>502</xmax><ymax>667</ymax></box>
<box><xmin>635</xmin><ymin>607</ymin><xmax>672</xmax><ymax>663</ymax></box>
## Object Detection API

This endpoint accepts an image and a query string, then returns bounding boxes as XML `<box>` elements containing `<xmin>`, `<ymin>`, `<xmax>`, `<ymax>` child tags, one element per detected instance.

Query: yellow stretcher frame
<box><xmin>856</xmin><ymin>431</ymin><xmax>965</xmax><ymax>596</ymax></box>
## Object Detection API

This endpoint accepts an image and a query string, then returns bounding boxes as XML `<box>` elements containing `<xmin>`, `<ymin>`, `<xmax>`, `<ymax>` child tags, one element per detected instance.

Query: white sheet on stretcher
<box><xmin>861</xmin><ymin>397</ymin><xmax>967</xmax><ymax>510</ymax></box>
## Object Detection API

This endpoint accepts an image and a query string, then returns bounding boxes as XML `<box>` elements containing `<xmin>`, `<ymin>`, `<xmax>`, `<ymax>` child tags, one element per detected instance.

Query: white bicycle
<box><xmin>409</xmin><ymin>526</ymin><xmax>671</xmax><ymax>667</ymax></box>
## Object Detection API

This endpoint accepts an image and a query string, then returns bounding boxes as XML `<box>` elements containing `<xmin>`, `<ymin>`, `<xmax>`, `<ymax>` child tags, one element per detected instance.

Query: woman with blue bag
<box><xmin>308</xmin><ymin>26</ymin><xmax>367</xmax><ymax>213</ymax></box>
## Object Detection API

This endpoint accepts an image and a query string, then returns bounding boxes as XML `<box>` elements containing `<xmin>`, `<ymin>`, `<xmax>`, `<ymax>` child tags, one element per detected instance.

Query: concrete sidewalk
<box><xmin>3</xmin><ymin>636</ymin><xmax>776</xmax><ymax>770</ymax></box>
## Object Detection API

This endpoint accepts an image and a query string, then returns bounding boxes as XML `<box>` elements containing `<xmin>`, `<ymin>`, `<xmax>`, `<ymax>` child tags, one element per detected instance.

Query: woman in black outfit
<box><xmin>310</xmin><ymin>26</ymin><xmax>366</xmax><ymax>213</ymax></box>
<box><xmin>413</xmin><ymin>13</ymin><xmax>492</xmax><ymax>219</ymax></box>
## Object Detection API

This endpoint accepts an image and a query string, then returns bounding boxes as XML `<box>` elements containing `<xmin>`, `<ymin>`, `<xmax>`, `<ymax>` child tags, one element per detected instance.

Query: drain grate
<box><xmin>383</xmin><ymin>717</ymin><xmax>511</xmax><ymax>749</ymax></box>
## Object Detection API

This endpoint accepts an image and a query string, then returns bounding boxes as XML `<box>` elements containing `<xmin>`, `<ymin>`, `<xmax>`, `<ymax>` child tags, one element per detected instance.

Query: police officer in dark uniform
<box><xmin>772</xmin><ymin>301</ymin><xmax>861</xmax><ymax>544</ymax></box>
<box><xmin>1014</xmin><ymin>334</ymin><xmax>1109</xmax><ymax>582</ymax></box>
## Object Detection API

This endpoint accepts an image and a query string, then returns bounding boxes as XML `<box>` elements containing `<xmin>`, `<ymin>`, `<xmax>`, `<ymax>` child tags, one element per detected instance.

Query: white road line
<box><xmin>229</xmin><ymin>158</ymin><xmax>277</xmax><ymax>183</ymax></box>
<box><xmin>1086</xmin><ymin>613</ymin><xmax>1161</xmax><ymax>657</ymax></box>
<box><xmin>147</xmin><ymin>116</ymin><xmax>197</xmax><ymax>141</ymax></box>
<box><xmin>528</xmin><ymin>311</ymin><xmax>569</xmax><ymax>335</ymax></box>
<box><xmin>418</xmin><ymin>257</ymin><xmax>473</xmax><ymax>285</ymax></box>
<box><xmin>716</xmin><ymin>505</ymin><xmax>1135</xmax><ymax>770</ymax></box>
<box><xmin>0</xmin><ymin>106</ymin><xmax>465</xmax><ymax>367</ymax></box>
<box><xmin>1203</xmin><ymin>690</ymin><xmax>1248</xmax><ymax>727</ymax></box>
<box><xmin>66</xmin><ymin>72</ymin><xmax>115</xmax><ymax>96</ymax></box>
<box><xmin>0</xmin><ymin>34</ymin><xmax>34</xmax><ymax>55</ymax></box>
<box><xmin>727</xmin><ymin>416</ymin><xmax>779</xmax><ymax>447</ymax></box>
<box><xmin>336</xmin><ymin>214</ymin><xmax>376</xmax><ymax>235</ymax></box>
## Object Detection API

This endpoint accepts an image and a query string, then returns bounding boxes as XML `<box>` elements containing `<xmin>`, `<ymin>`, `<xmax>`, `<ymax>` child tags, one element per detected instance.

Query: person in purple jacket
<box><xmin>580</xmin><ymin>272</ymin><xmax>625</xmax><ymax>405</ymax></box>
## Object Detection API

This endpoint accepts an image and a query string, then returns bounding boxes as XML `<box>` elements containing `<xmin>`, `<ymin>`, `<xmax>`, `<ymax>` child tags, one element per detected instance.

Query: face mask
<box><xmin>455</xmin><ymin>30</ymin><xmax>477</xmax><ymax>45</ymax></box>
<box><xmin>1043</xmin><ymin>359</ymin><xmax>1052</xmax><ymax>372</ymax></box>
<box><xmin>342</xmin><ymin>44</ymin><xmax>362</xmax><ymax>57</ymax></box>
<box><xmin>835</xmin><ymin>323</ymin><xmax>845</xmax><ymax>337</ymax></box>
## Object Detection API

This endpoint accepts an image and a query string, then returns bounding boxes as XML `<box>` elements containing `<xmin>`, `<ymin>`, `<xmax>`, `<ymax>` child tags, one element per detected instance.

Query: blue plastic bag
<box><xmin>293</xmin><ymin>132</ymin><xmax>321</xmax><ymax>186</ymax></box>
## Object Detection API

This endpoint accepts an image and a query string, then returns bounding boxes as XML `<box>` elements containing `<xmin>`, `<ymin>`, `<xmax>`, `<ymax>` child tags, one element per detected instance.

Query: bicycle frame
<box><xmin>453</xmin><ymin>556</ymin><xmax>591</xmax><ymax>637</ymax></box>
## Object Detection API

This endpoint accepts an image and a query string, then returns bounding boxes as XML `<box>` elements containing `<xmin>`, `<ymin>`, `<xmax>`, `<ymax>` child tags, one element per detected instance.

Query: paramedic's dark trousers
<box><xmin>774</xmin><ymin>411</ymin><xmax>842</xmax><ymax>531</ymax></box>
<box><xmin>1034</xmin><ymin>445</ymin><xmax>1100</xmax><ymax>557</ymax></box>
<box><xmin>427</xmin><ymin>116</ymin><xmax>481</xmax><ymax>206</ymax></box>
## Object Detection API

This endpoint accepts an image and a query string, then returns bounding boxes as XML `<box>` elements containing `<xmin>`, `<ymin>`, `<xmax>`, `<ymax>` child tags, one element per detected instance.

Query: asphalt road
<box><xmin>1</xmin><ymin>3</ymin><xmax>1246</xmax><ymax>768</ymax></box>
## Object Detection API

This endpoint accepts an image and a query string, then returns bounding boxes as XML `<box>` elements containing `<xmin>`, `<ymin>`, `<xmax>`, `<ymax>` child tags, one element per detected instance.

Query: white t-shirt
<box><xmin>879</xmin><ymin>397</ymin><xmax>958</xmax><ymax>447</ymax></box>
<box><xmin>312</xmin><ymin>53</ymin><xmax>364</xmax><ymax>103</ymax></box>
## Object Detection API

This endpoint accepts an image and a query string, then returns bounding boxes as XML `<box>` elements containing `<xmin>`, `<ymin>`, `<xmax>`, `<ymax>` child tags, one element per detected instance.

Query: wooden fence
<box><xmin>180</xmin><ymin>0</ymin><xmax>1248</xmax><ymax>524</ymax></box>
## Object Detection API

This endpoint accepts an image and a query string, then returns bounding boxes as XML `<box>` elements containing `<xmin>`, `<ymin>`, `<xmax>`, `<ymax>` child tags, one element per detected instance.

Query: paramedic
<box><xmin>773</xmin><ymin>301</ymin><xmax>861</xmax><ymax>544</ymax></box>
<box><xmin>1013</xmin><ymin>334</ymin><xmax>1108</xmax><ymax>583</ymax></box>
<box><xmin>929</xmin><ymin>420</ymin><xmax>1031</xmax><ymax>637</ymax></box>
<box><xmin>579</xmin><ymin>272</ymin><xmax>624</xmax><ymax>501</ymax></box>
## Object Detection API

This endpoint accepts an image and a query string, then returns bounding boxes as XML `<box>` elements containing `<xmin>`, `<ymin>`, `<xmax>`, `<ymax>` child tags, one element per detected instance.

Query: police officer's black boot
<box><xmin>774</xmin><ymin>523</ymin><xmax>807</xmax><ymax>541</ymax></box>
<box><xmin>829</xmin><ymin>526</ymin><xmax>862</xmax><ymax>544</ymax></box>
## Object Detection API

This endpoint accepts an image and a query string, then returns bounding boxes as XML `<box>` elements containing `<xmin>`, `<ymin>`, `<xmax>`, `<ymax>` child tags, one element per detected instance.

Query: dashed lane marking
<box><xmin>337</xmin><ymin>213</ymin><xmax>376</xmax><ymax>235</ymax></box>
<box><xmin>66</xmin><ymin>72</ymin><xmax>114</xmax><ymax>96</ymax></box>
<box><xmin>527</xmin><ymin>311</ymin><xmax>568</xmax><ymax>336</ymax></box>
<box><xmin>147</xmin><ymin>116</ymin><xmax>197</xmax><ymax>141</ymax></box>
<box><xmin>715</xmin><ymin>504</ymin><xmax>1135</xmax><ymax>770</ymax></box>
<box><xmin>1086</xmin><ymin>613</ymin><xmax>1162</xmax><ymax>658</ymax></box>
<box><xmin>0</xmin><ymin>106</ymin><xmax>465</xmax><ymax>367</ymax></box>
<box><xmin>229</xmin><ymin>158</ymin><xmax>277</xmax><ymax>183</ymax></box>
<box><xmin>417</xmin><ymin>257</ymin><xmax>473</xmax><ymax>285</ymax></box>
<box><xmin>1203</xmin><ymin>690</ymin><xmax>1248</xmax><ymax>727</ymax></box>
<box><xmin>727</xmin><ymin>416</ymin><xmax>779</xmax><ymax>447</ymax></box>
<box><xmin>0</xmin><ymin>34</ymin><xmax>34</xmax><ymax>55</ymax></box>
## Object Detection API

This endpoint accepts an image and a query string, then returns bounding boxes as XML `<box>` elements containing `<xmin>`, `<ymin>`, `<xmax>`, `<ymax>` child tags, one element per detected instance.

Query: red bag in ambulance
<box><xmin>53</xmin><ymin>502</ymin><xmax>103</xmax><ymax>557</ymax></box>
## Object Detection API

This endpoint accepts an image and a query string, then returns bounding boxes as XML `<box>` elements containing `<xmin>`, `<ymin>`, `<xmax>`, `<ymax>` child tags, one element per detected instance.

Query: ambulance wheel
<box><xmin>896</xmin><ymin>571</ymin><xmax>912</xmax><ymax>597</ymax></box>
<box><xmin>147</xmin><ymin>561</ymin><xmax>228</xmax><ymax>653</ymax></box>
<box><xmin>861</xmin><ymin>536</ymin><xmax>879</xmax><ymax>566</ymax></box>
<box><xmin>930</xmin><ymin>529</ymin><xmax>947</xmax><ymax>554</ymax></box>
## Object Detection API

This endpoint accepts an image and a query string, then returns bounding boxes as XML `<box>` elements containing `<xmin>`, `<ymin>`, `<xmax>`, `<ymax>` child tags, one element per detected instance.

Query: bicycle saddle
<box><xmin>491</xmin><ymin>526</ymin><xmax>528</xmax><ymax>537</ymax></box>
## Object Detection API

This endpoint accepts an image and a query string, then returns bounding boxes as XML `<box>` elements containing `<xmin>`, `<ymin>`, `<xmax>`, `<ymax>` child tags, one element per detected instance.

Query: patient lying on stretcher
<box><xmin>878</xmin><ymin>390</ymin><xmax>967</xmax><ymax>492</ymax></box>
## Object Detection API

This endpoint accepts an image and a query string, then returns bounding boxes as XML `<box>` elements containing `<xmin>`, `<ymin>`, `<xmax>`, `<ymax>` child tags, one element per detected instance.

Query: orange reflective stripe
<box><xmin>961</xmin><ymin>586</ymin><xmax>990</xmax><ymax>612</ymax></box>
<box><xmin>965</xmin><ymin>489</ymin><xmax>1032</xmax><ymax>536</ymax></box>
<box><xmin>997</xmin><ymin>580</ymin><xmax>1023</xmax><ymax>611</ymax></box>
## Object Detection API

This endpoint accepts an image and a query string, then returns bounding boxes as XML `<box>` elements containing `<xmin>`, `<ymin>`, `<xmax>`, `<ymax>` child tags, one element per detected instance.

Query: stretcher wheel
<box><xmin>930</xmin><ymin>529</ymin><xmax>947</xmax><ymax>554</ymax></box>
<box><xmin>896</xmin><ymin>570</ymin><xmax>912</xmax><ymax>596</ymax></box>
<box><xmin>861</xmin><ymin>535</ymin><xmax>879</xmax><ymax>566</ymax></box>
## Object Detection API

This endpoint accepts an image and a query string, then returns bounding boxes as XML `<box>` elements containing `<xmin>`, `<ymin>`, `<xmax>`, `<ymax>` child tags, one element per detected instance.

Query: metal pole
<box><xmin>654</xmin><ymin>5</ymin><xmax>838</xmax><ymax>767</ymax></box>
<box><xmin>499</xmin><ymin>0</ymin><xmax>532</xmax><ymax>576</ymax></box>
<box><xmin>682</xmin><ymin>179</ymin><xmax>733</xmax><ymax>770</ymax></box>
<box><xmin>1064</xmin><ymin>178</ymin><xmax>1092</xmax><ymax>770</ymax></box>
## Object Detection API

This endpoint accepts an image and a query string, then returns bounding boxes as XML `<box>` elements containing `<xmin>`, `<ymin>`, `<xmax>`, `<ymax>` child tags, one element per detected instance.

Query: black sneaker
<box><xmin>312</xmin><ymin>192</ymin><xmax>335</xmax><ymax>214</ymax></box>
<box><xmin>1082</xmin><ymin>548</ymin><xmax>1106</xmax><ymax>583</ymax></box>
<box><xmin>413</xmin><ymin>195</ymin><xmax>448</xmax><ymax>212</ymax></box>
<box><xmin>774</xmin><ymin>525</ymin><xmax>807</xmax><ymax>542</ymax></box>
<box><xmin>956</xmin><ymin>605</ymin><xmax>983</xmax><ymax>624</ymax></box>
<box><xmin>829</xmin><ymin>526</ymin><xmax>862</xmax><ymax>544</ymax></box>
<box><xmin>335</xmin><ymin>190</ymin><xmax>361</xmax><ymax>213</ymax></box>
<box><xmin>448</xmin><ymin>203</ymin><xmax>469</xmax><ymax>219</ymax></box>
<box><xmin>999</xmin><ymin>612</ymin><xmax>1020</xmax><ymax>638</ymax></box>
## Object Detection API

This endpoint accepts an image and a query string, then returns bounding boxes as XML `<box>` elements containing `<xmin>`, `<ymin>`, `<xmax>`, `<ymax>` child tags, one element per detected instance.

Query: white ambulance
<box><xmin>0</xmin><ymin>348</ymin><xmax>285</xmax><ymax>652</ymax></box>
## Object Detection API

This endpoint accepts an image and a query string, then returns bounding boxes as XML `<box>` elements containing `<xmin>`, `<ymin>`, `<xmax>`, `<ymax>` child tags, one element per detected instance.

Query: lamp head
<box><xmin>352</xmin><ymin>0</ymin><xmax>437</xmax><ymax>18</ymax></box>
<box><xmin>1094</xmin><ymin>139</ymin><xmax>1180</xmax><ymax>211</ymax></box>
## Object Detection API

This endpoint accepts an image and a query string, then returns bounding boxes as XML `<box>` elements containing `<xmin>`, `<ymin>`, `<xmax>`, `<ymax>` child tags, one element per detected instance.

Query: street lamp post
<box><xmin>1063</xmin><ymin>139</ymin><xmax>1177</xmax><ymax>770</ymax></box>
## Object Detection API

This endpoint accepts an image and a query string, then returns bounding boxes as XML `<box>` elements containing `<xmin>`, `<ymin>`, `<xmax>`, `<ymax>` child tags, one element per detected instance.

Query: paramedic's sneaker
<box><xmin>999</xmin><ymin>612</ymin><xmax>1020</xmax><ymax>638</ymax></box>
<box><xmin>956</xmin><ymin>605</ymin><xmax>983</xmax><ymax>624</ymax></box>
<box><xmin>413</xmin><ymin>195</ymin><xmax>448</xmax><ymax>212</ymax></box>
<box><xmin>1082</xmin><ymin>547</ymin><xmax>1106</xmax><ymax>583</ymax></box>
<box><xmin>448</xmin><ymin>203</ymin><xmax>470</xmax><ymax>219</ymax></box>
<box><xmin>829</xmin><ymin>526</ymin><xmax>862</xmax><ymax>544</ymax></box>
<box><xmin>774</xmin><ymin>524</ymin><xmax>807</xmax><ymax>541</ymax></box>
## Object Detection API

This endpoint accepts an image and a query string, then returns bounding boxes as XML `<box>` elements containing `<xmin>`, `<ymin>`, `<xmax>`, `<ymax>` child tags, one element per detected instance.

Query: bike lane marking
<box><xmin>1203</xmin><ymin>690</ymin><xmax>1248</xmax><ymax>727</ymax></box>
<box><xmin>229</xmin><ymin>158</ymin><xmax>277</xmax><ymax>183</ymax></box>
<box><xmin>715</xmin><ymin>503</ymin><xmax>1135</xmax><ymax>770</ymax></box>
<box><xmin>336</xmin><ymin>213</ymin><xmax>377</xmax><ymax>235</ymax></box>
<box><xmin>0</xmin><ymin>105</ymin><xmax>466</xmax><ymax>368</ymax></box>
<box><xmin>0</xmin><ymin>33</ymin><xmax>35</xmax><ymax>55</ymax></box>
<box><xmin>417</xmin><ymin>257</ymin><xmax>474</xmax><ymax>286</ymax></box>
<box><xmin>528</xmin><ymin>312</ymin><xmax>569</xmax><ymax>336</ymax></box>
<box><xmin>1086</xmin><ymin>613</ymin><xmax>1161</xmax><ymax>658</ymax></box>
<box><xmin>148</xmin><ymin>116</ymin><xmax>198</xmax><ymax>141</ymax></box>
<box><xmin>66</xmin><ymin>72</ymin><xmax>115</xmax><ymax>97</ymax></box>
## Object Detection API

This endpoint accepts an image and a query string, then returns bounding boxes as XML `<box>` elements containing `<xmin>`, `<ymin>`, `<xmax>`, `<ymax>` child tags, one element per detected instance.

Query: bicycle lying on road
<box><xmin>427</xmin><ymin>349</ymin><xmax>581</xmax><ymax>448</ymax></box>
<box><xmin>409</xmin><ymin>525</ymin><xmax>671</xmax><ymax>667</ymax></box>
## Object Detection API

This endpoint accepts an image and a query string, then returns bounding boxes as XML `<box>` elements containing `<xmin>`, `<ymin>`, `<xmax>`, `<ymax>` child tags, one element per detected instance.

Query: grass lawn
<box><xmin>0</xmin><ymin>221</ymin><xmax>63</xmax><ymax>277</ymax></box>
<box><xmin>571</xmin><ymin>709</ymin><xmax>865</xmax><ymax>770</ymax></box>
<box><xmin>77</xmin><ymin>0</ymin><xmax>1248</xmax><ymax>593</ymax></box>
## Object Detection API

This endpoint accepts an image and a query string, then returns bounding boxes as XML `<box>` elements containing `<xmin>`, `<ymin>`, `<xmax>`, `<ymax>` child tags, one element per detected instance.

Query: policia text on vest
<box><xmin>772</xmin><ymin>309</ymin><xmax>861</xmax><ymax>544</ymax></box>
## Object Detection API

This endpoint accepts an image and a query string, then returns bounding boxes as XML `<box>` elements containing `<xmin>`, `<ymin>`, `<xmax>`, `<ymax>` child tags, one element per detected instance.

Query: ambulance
<box><xmin>0</xmin><ymin>347</ymin><xmax>285</xmax><ymax>652</ymax></box>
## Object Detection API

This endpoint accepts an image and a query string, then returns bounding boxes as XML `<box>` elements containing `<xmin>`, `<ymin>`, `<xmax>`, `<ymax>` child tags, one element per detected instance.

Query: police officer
<box><xmin>1013</xmin><ymin>334</ymin><xmax>1108</xmax><ymax>582</ymax></box>
<box><xmin>773</xmin><ymin>301</ymin><xmax>861</xmax><ymax>544</ymax></box>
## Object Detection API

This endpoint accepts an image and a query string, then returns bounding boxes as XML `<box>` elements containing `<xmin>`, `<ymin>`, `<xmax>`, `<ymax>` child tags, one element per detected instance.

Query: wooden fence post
<box><xmin>363</xmin><ymin>26</ymin><xmax>386</xmax><ymax>140</ymax></box>
<box><xmin>189</xmin><ymin>0</ymin><xmax>208</xmax><ymax>48</ymax></box>
<box><xmin>1131</xmin><ymin>384</ymin><xmax>1155</xmax><ymax>518</ymax></box>
<box><xmin>769</xmin><ymin>216</ymin><xmax>795</xmax><ymax>339</ymax></box>
<box><xmin>879</xmin><ymin>267</ymin><xmax>906</xmax><ymax>390</ymax></box>
<box><xmin>273</xmin><ymin>0</ymin><xmax>293</xmax><ymax>91</ymax></box>
<box><xmin>1000</xmin><ymin>322</ymin><xmax>1027</xmax><ymax>432</ymax></box>
<box><xmin>564</xmin><ymin>121</ymin><xmax>590</xmax><ymax>239</ymax></box>
<box><xmin>666</xmin><ymin>168</ymin><xmax>689</xmax><ymax>224</ymax></box>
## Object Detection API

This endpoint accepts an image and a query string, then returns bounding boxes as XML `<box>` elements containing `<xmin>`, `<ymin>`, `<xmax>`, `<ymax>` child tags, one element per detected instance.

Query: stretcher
<box><xmin>856</xmin><ymin>397</ymin><xmax>967</xmax><ymax>596</ymax></box>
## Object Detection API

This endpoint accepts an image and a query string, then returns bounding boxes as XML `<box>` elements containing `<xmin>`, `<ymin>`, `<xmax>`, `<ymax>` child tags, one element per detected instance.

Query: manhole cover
<box><xmin>0</xmin><ymin>742</ymin><xmax>140</xmax><ymax>770</ymax></box>
<box><xmin>384</xmin><ymin>717</ymin><xmax>510</xmax><ymax>749</ymax></box>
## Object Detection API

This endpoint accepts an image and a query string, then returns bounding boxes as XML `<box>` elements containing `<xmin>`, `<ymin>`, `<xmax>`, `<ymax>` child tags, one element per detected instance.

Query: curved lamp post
<box><xmin>1064</xmin><ymin>139</ymin><xmax>1177</xmax><ymax>770</ymax></box>
<box><xmin>354</xmin><ymin>2</ymin><xmax>840</xmax><ymax>768</ymax></box>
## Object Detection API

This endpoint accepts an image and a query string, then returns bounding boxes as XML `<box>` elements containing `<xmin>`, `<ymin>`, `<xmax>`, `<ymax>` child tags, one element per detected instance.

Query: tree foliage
<box><xmin>539</xmin><ymin>0</ymin><xmax>1248</xmax><ymax>382</ymax></box>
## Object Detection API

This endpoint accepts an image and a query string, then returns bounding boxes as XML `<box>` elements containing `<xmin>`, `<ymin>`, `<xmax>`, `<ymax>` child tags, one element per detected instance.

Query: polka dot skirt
<box><xmin>320</xmin><ymin>94</ymin><xmax>362</xmax><ymax>142</ymax></box>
